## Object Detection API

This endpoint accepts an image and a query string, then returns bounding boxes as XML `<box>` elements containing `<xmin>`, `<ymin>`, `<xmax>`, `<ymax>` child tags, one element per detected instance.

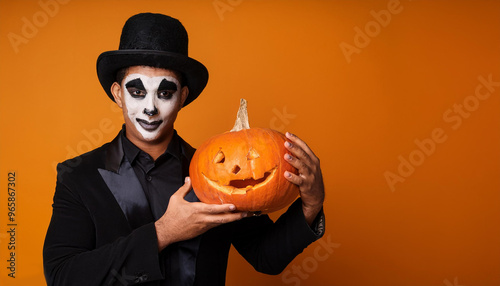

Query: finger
<box><xmin>284</xmin><ymin>170</ymin><xmax>304</xmax><ymax>186</ymax></box>
<box><xmin>198</xmin><ymin>202</ymin><xmax>239</xmax><ymax>214</ymax></box>
<box><xmin>285</xmin><ymin>132</ymin><xmax>319</xmax><ymax>163</ymax></box>
<box><xmin>284</xmin><ymin>140</ymin><xmax>313</xmax><ymax>169</ymax></box>
<box><xmin>206</xmin><ymin>212</ymin><xmax>248</xmax><ymax>225</ymax></box>
<box><xmin>284</xmin><ymin>153</ymin><xmax>311</xmax><ymax>176</ymax></box>
<box><xmin>176</xmin><ymin>176</ymin><xmax>193</xmax><ymax>198</ymax></box>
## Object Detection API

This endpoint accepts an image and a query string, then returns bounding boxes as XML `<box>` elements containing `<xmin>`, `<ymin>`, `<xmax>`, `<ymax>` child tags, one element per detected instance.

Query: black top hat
<box><xmin>96</xmin><ymin>13</ymin><xmax>208</xmax><ymax>106</ymax></box>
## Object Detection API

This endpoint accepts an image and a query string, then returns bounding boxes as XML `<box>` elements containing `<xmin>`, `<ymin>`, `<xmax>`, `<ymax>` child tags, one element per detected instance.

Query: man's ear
<box><xmin>110</xmin><ymin>82</ymin><xmax>123</xmax><ymax>108</ymax></box>
<box><xmin>180</xmin><ymin>86</ymin><xmax>189</xmax><ymax>108</ymax></box>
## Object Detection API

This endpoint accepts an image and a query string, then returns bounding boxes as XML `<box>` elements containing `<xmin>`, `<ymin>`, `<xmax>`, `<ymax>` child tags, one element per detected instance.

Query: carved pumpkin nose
<box><xmin>232</xmin><ymin>165</ymin><xmax>241</xmax><ymax>174</ymax></box>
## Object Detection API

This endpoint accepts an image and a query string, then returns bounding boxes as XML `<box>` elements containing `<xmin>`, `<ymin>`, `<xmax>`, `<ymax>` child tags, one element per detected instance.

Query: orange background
<box><xmin>1</xmin><ymin>0</ymin><xmax>499</xmax><ymax>285</ymax></box>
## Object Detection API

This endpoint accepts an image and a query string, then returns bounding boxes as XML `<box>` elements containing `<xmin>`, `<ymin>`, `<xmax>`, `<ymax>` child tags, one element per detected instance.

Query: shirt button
<box><xmin>135</xmin><ymin>274</ymin><xmax>149</xmax><ymax>283</ymax></box>
<box><xmin>147</xmin><ymin>176</ymin><xmax>152</xmax><ymax>181</ymax></box>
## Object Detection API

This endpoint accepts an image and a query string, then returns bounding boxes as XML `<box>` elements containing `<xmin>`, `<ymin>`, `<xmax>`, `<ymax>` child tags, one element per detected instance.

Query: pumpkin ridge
<box><xmin>263</xmin><ymin>128</ymin><xmax>283</xmax><ymax>208</ymax></box>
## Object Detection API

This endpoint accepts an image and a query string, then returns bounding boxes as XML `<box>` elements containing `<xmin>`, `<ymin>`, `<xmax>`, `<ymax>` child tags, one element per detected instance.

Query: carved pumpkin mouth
<box><xmin>201</xmin><ymin>167</ymin><xmax>277</xmax><ymax>195</ymax></box>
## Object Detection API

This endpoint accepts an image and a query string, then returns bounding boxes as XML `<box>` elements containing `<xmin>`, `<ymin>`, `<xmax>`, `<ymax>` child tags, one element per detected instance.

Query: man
<box><xmin>43</xmin><ymin>13</ymin><xmax>325</xmax><ymax>286</ymax></box>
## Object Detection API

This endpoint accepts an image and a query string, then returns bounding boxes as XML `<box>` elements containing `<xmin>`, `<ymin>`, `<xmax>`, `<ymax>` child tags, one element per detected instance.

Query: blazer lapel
<box><xmin>98</xmin><ymin>134</ymin><xmax>154</xmax><ymax>229</ymax></box>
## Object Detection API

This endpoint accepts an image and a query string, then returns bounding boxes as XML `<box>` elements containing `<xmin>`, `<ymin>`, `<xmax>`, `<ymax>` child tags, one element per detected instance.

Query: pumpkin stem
<box><xmin>231</xmin><ymin>98</ymin><xmax>250</xmax><ymax>132</ymax></box>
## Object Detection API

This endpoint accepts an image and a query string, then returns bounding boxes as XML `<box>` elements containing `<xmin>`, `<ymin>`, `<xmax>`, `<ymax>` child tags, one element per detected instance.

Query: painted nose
<box><xmin>143</xmin><ymin>107</ymin><xmax>158</xmax><ymax>116</ymax></box>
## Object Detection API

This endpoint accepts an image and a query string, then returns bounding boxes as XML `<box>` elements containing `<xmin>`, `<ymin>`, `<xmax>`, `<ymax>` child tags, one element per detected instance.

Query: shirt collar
<box><xmin>120</xmin><ymin>125</ymin><xmax>183</xmax><ymax>164</ymax></box>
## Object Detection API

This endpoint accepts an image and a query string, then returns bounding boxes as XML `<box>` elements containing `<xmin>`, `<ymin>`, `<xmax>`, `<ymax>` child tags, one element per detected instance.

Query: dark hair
<box><xmin>114</xmin><ymin>66</ymin><xmax>184</xmax><ymax>87</ymax></box>
<box><xmin>115</xmin><ymin>67</ymin><xmax>129</xmax><ymax>85</ymax></box>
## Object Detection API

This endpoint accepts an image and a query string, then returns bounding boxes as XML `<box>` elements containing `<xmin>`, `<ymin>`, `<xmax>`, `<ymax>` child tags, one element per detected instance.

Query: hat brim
<box><xmin>96</xmin><ymin>50</ymin><xmax>208</xmax><ymax>106</ymax></box>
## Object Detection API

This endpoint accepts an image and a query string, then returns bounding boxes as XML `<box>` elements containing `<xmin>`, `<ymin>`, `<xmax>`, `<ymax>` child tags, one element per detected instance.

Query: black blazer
<box><xmin>43</xmin><ymin>132</ymin><xmax>322</xmax><ymax>286</ymax></box>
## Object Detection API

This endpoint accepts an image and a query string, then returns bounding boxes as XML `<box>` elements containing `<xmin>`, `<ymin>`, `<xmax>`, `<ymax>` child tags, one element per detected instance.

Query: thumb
<box><xmin>176</xmin><ymin>176</ymin><xmax>193</xmax><ymax>198</ymax></box>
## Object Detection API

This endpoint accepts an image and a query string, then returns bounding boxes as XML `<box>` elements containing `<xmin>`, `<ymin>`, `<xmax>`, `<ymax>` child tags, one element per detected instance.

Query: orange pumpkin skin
<box><xmin>189</xmin><ymin>128</ymin><xmax>299</xmax><ymax>213</ymax></box>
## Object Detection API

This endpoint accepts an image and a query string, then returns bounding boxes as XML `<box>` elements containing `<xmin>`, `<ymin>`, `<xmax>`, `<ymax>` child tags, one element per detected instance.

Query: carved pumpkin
<box><xmin>189</xmin><ymin>99</ymin><xmax>299</xmax><ymax>213</ymax></box>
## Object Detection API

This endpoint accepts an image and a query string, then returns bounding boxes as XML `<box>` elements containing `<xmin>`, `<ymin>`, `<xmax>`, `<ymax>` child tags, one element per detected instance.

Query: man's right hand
<box><xmin>154</xmin><ymin>177</ymin><xmax>248</xmax><ymax>251</ymax></box>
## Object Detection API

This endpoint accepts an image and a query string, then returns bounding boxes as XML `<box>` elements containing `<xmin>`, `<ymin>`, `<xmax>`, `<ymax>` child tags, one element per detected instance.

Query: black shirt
<box><xmin>121</xmin><ymin>127</ymin><xmax>200</xmax><ymax>285</ymax></box>
<box><xmin>121</xmin><ymin>128</ymin><xmax>186</xmax><ymax>222</ymax></box>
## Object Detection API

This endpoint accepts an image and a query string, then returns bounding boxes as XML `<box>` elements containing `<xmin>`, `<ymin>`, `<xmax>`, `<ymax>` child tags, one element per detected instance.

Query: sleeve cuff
<box><xmin>286</xmin><ymin>198</ymin><xmax>326</xmax><ymax>241</ymax></box>
<box><xmin>309</xmin><ymin>208</ymin><xmax>326</xmax><ymax>238</ymax></box>
<box><xmin>124</xmin><ymin>222</ymin><xmax>164</xmax><ymax>283</ymax></box>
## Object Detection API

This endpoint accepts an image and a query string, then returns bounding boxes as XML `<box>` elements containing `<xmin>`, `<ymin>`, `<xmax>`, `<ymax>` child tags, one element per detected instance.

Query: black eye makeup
<box><xmin>125</xmin><ymin>78</ymin><xmax>147</xmax><ymax>98</ymax></box>
<box><xmin>157</xmin><ymin>79</ymin><xmax>178</xmax><ymax>99</ymax></box>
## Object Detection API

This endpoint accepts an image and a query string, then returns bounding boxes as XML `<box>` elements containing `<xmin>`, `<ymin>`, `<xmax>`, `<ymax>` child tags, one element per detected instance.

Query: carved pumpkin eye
<box><xmin>247</xmin><ymin>148</ymin><xmax>260</xmax><ymax>160</ymax></box>
<box><xmin>213</xmin><ymin>149</ymin><xmax>225</xmax><ymax>164</ymax></box>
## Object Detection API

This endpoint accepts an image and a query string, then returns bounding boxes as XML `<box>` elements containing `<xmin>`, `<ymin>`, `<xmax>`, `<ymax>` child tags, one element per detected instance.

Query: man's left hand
<box><xmin>283</xmin><ymin>132</ymin><xmax>325</xmax><ymax>226</ymax></box>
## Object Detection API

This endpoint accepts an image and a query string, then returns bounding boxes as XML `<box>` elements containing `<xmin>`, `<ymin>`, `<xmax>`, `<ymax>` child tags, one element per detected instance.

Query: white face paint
<box><xmin>122</xmin><ymin>73</ymin><xmax>181</xmax><ymax>141</ymax></box>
